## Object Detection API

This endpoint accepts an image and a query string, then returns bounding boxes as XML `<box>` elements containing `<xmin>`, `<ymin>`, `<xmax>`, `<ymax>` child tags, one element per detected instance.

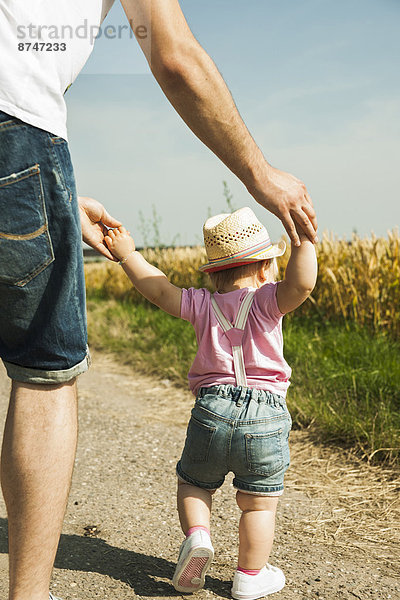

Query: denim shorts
<box><xmin>0</xmin><ymin>111</ymin><xmax>89</xmax><ymax>384</ymax></box>
<box><xmin>177</xmin><ymin>384</ymin><xmax>292</xmax><ymax>496</ymax></box>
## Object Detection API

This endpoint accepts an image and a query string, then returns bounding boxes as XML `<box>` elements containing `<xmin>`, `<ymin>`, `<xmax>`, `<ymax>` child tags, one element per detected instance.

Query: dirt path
<box><xmin>0</xmin><ymin>353</ymin><xmax>398</xmax><ymax>600</ymax></box>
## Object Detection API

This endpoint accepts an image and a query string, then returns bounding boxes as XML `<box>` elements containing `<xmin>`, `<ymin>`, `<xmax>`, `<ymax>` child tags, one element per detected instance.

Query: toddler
<box><xmin>105</xmin><ymin>207</ymin><xmax>317</xmax><ymax>599</ymax></box>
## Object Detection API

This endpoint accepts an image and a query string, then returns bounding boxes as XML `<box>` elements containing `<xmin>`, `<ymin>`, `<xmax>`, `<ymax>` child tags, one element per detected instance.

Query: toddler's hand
<box><xmin>105</xmin><ymin>226</ymin><xmax>135</xmax><ymax>261</ymax></box>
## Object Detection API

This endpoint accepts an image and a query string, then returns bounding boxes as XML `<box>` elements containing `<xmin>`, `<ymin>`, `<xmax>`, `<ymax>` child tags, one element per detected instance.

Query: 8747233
<box><xmin>18</xmin><ymin>42</ymin><xmax>67</xmax><ymax>51</ymax></box>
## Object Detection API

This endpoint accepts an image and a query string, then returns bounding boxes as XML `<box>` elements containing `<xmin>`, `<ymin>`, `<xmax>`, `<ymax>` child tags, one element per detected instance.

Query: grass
<box><xmin>87</xmin><ymin>298</ymin><xmax>196</xmax><ymax>381</ymax></box>
<box><xmin>87</xmin><ymin>297</ymin><xmax>400</xmax><ymax>465</ymax></box>
<box><xmin>284</xmin><ymin>317</ymin><xmax>400</xmax><ymax>464</ymax></box>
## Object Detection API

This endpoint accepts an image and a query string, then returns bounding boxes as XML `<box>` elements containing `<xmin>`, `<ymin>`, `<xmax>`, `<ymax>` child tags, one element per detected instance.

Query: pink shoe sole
<box><xmin>173</xmin><ymin>549</ymin><xmax>213</xmax><ymax>592</ymax></box>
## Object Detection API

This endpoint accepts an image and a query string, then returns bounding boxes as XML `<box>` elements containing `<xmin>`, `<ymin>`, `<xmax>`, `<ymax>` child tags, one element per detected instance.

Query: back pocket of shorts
<box><xmin>0</xmin><ymin>164</ymin><xmax>54</xmax><ymax>286</ymax></box>
<box><xmin>184</xmin><ymin>417</ymin><xmax>216</xmax><ymax>463</ymax></box>
<box><xmin>245</xmin><ymin>429</ymin><xmax>284</xmax><ymax>476</ymax></box>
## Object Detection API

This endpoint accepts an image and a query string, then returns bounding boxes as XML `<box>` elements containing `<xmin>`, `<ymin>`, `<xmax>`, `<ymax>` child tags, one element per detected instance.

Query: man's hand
<box><xmin>250</xmin><ymin>164</ymin><xmax>318</xmax><ymax>247</ymax></box>
<box><xmin>78</xmin><ymin>196</ymin><xmax>122</xmax><ymax>261</ymax></box>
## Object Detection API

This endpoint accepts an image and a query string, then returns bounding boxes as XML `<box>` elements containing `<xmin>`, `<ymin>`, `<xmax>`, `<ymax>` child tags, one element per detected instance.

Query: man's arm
<box><xmin>120</xmin><ymin>0</ymin><xmax>317</xmax><ymax>246</ymax></box>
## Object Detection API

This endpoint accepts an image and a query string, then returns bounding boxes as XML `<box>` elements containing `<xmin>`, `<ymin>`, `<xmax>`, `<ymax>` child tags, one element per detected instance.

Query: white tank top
<box><xmin>0</xmin><ymin>0</ymin><xmax>115</xmax><ymax>139</ymax></box>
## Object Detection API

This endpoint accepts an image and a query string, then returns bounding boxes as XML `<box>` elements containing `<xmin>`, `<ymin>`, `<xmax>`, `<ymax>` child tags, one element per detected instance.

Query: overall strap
<box><xmin>234</xmin><ymin>290</ymin><xmax>255</xmax><ymax>329</ymax></box>
<box><xmin>211</xmin><ymin>291</ymin><xmax>255</xmax><ymax>387</ymax></box>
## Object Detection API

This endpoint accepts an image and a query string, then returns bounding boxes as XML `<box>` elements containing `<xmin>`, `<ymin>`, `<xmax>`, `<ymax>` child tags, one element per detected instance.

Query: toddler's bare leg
<box><xmin>236</xmin><ymin>491</ymin><xmax>279</xmax><ymax>569</ymax></box>
<box><xmin>177</xmin><ymin>480</ymin><xmax>214</xmax><ymax>534</ymax></box>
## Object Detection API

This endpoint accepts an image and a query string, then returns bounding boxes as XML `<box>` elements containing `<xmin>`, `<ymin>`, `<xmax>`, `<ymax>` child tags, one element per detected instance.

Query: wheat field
<box><xmin>85</xmin><ymin>230</ymin><xmax>400</xmax><ymax>336</ymax></box>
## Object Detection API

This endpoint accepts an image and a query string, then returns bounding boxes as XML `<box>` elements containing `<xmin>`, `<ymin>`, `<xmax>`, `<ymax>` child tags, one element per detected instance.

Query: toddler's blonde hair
<box><xmin>208</xmin><ymin>258</ymin><xmax>278</xmax><ymax>291</ymax></box>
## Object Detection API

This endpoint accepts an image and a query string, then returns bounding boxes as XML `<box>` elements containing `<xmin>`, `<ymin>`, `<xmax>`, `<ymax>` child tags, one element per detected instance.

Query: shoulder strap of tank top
<box><xmin>211</xmin><ymin>291</ymin><xmax>255</xmax><ymax>386</ymax></box>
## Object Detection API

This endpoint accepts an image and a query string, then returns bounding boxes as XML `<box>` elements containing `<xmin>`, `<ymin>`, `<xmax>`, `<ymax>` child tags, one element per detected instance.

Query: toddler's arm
<box><xmin>105</xmin><ymin>227</ymin><xmax>182</xmax><ymax>318</ymax></box>
<box><xmin>276</xmin><ymin>231</ymin><xmax>318</xmax><ymax>314</ymax></box>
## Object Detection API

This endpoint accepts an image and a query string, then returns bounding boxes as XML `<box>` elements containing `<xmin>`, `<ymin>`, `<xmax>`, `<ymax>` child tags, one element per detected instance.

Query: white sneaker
<box><xmin>231</xmin><ymin>564</ymin><xmax>285</xmax><ymax>599</ymax></box>
<box><xmin>172</xmin><ymin>529</ymin><xmax>214</xmax><ymax>593</ymax></box>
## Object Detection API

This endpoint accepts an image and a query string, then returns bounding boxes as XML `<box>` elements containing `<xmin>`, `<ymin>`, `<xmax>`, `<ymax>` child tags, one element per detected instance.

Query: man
<box><xmin>0</xmin><ymin>1</ymin><xmax>317</xmax><ymax>599</ymax></box>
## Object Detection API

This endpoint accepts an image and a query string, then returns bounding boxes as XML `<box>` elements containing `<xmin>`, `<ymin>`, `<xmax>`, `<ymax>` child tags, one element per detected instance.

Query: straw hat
<box><xmin>199</xmin><ymin>207</ymin><xmax>286</xmax><ymax>273</ymax></box>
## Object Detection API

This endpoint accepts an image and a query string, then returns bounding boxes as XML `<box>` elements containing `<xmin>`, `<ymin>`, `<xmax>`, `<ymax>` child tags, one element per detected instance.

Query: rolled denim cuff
<box><xmin>3</xmin><ymin>347</ymin><xmax>91</xmax><ymax>385</ymax></box>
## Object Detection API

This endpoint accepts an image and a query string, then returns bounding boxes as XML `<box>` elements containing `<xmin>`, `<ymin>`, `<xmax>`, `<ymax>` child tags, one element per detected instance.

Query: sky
<box><xmin>66</xmin><ymin>0</ymin><xmax>400</xmax><ymax>247</ymax></box>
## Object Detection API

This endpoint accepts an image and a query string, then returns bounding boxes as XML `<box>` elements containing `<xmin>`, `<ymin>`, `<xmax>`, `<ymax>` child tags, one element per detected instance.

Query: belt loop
<box><xmin>252</xmin><ymin>389</ymin><xmax>259</xmax><ymax>402</ymax></box>
<box><xmin>257</xmin><ymin>390</ymin><xmax>266</xmax><ymax>404</ymax></box>
<box><xmin>236</xmin><ymin>386</ymin><xmax>247</xmax><ymax>406</ymax></box>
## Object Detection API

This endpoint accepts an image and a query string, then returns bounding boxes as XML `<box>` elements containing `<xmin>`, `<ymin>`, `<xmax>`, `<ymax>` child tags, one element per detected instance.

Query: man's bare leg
<box><xmin>1</xmin><ymin>380</ymin><xmax>78</xmax><ymax>600</ymax></box>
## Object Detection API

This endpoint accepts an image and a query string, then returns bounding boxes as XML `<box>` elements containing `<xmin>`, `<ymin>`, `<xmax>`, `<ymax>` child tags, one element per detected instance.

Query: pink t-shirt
<box><xmin>180</xmin><ymin>282</ymin><xmax>291</xmax><ymax>397</ymax></box>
